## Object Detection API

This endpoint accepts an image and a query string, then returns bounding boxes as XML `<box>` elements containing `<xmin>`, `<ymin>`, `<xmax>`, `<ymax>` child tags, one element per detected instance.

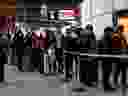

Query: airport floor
<box><xmin>0</xmin><ymin>64</ymin><xmax>126</xmax><ymax>96</ymax></box>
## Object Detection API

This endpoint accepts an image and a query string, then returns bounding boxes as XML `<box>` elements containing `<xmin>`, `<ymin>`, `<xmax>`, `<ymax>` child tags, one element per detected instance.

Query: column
<box><xmin>80</xmin><ymin>0</ymin><xmax>90</xmax><ymax>28</ymax></box>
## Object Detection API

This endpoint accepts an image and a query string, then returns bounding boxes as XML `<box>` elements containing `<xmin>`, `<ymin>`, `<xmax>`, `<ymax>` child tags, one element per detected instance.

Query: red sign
<box><xmin>63</xmin><ymin>7</ymin><xmax>80</xmax><ymax>17</ymax></box>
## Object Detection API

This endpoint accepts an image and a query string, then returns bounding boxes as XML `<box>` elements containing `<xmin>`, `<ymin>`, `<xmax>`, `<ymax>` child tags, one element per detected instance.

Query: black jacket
<box><xmin>13</xmin><ymin>30</ymin><xmax>24</xmax><ymax>56</ymax></box>
<box><xmin>80</xmin><ymin>30</ymin><xmax>96</xmax><ymax>53</ymax></box>
<box><xmin>64</xmin><ymin>27</ymin><xmax>80</xmax><ymax>52</ymax></box>
<box><xmin>97</xmin><ymin>30</ymin><xmax>112</xmax><ymax>55</ymax></box>
<box><xmin>24</xmin><ymin>32</ymin><xmax>32</xmax><ymax>48</ymax></box>
<box><xmin>13</xmin><ymin>30</ymin><xmax>24</xmax><ymax>48</ymax></box>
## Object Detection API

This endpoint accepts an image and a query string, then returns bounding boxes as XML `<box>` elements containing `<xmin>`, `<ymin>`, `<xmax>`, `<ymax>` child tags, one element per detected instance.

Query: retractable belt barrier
<box><xmin>64</xmin><ymin>50</ymin><xmax>128</xmax><ymax>58</ymax></box>
<box><xmin>64</xmin><ymin>50</ymin><xmax>128</xmax><ymax>81</ymax></box>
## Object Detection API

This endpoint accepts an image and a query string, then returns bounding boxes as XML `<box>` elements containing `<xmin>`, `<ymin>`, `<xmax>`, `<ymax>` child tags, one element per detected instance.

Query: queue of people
<box><xmin>4</xmin><ymin>20</ymin><xmax>128</xmax><ymax>93</ymax></box>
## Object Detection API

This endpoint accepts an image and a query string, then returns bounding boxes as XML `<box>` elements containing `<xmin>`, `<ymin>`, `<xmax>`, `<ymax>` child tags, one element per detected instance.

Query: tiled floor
<box><xmin>0</xmin><ymin>64</ymin><xmax>127</xmax><ymax>96</ymax></box>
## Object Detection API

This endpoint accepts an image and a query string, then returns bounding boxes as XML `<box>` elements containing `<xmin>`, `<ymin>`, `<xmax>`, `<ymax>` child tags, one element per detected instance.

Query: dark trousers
<box><xmin>64</xmin><ymin>54</ymin><xmax>73</xmax><ymax>79</ymax></box>
<box><xmin>40</xmin><ymin>53</ymin><xmax>44</xmax><ymax>73</ymax></box>
<box><xmin>80</xmin><ymin>56</ymin><xmax>98</xmax><ymax>85</ymax></box>
<box><xmin>64</xmin><ymin>53</ymin><xmax>78</xmax><ymax>79</ymax></box>
<box><xmin>79</xmin><ymin>58</ymin><xmax>88</xmax><ymax>84</ymax></box>
<box><xmin>32</xmin><ymin>55</ymin><xmax>41</xmax><ymax>71</ymax></box>
<box><xmin>113</xmin><ymin>62</ymin><xmax>127</xmax><ymax>87</ymax></box>
<box><xmin>101</xmin><ymin>58</ymin><xmax>113</xmax><ymax>88</ymax></box>
<box><xmin>87</xmin><ymin>59</ymin><xmax>98</xmax><ymax>84</ymax></box>
<box><xmin>0</xmin><ymin>63</ymin><xmax>4</xmax><ymax>82</ymax></box>
<box><xmin>17</xmin><ymin>56</ymin><xmax>23</xmax><ymax>71</ymax></box>
<box><xmin>55</xmin><ymin>48</ymin><xmax>64</xmax><ymax>72</ymax></box>
<box><xmin>56</xmin><ymin>56</ymin><xmax>63</xmax><ymax>72</ymax></box>
<box><xmin>15</xmin><ymin>48</ymin><xmax>24</xmax><ymax>71</ymax></box>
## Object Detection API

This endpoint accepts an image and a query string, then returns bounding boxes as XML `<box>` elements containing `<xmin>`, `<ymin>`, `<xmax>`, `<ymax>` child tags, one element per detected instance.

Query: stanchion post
<box><xmin>73</xmin><ymin>56</ymin><xmax>79</xmax><ymax>81</ymax></box>
<box><xmin>47</xmin><ymin>55</ymin><xmax>49</xmax><ymax>73</ymax></box>
<box><xmin>73</xmin><ymin>57</ymin><xmax>76</xmax><ymax>80</ymax></box>
<box><xmin>77</xmin><ymin>56</ymin><xmax>80</xmax><ymax>81</ymax></box>
<box><xmin>44</xmin><ymin>53</ymin><xmax>47</xmax><ymax>73</ymax></box>
<box><xmin>98</xmin><ymin>60</ymin><xmax>102</xmax><ymax>88</ymax></box>
<box><xmin>40</xmin><ymin>53</ymin><xmax>43</xmax><ymax>73</ymax></box>
<box><xmin>63</xmin><ymin>55</ymin><xmax>66</xmax><ymax>78</ymax></box>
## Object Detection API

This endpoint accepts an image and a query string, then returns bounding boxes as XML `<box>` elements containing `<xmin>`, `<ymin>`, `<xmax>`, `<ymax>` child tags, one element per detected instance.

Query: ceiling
<box><xmin>17</xmin><ymin>0</ymin><xmax>83</xmax><ymax>8</ymax></box>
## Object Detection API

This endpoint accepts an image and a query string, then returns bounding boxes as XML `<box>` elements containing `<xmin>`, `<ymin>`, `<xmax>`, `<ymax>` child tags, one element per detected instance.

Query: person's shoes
<box><xmin>72</xmin><ymin>87</ymin><xmax>88</xmax><ymax>92</ymax></box>
<box><xmin>58</xmin><ymin>70</ymin><xmax>63</xmax><ymax>74</ymax></box>
<box><xmin>0</xmin><ymin>81</ymin><xmax>8</xmax><ymax>88</ymax></box>
<box><xmin>42</xmin><ymin>73</ymin><xmax>49</xmax><ymax>77</ymax></box>
<box><xmin>123</xmin><ymin>84</ymin><xmax>128</xmax><ymax>88</ymax></box>
<box><xmin>61</xmin><ymin>78</ymin><xmax>71</xmax><ymax>83</ymax></box>
<box><xmin>18</xmin><ymin>69</ymin><xmax>24</xmax><ymax>72</ymax></box>
<box><xmin>40</xmin><ymin>72</ymin><xmax>44</xmax><ymax>74</ymax></box>
<box><xmin>104</xmin><ymin>87</ymin><xmax>117</xmax><ymax>92</ymax></box>
<box><xmin>84</xmin><ymin>82</ymin><xmax>96</xmax><ymax>88</ymax></box>
<box><xmin>18</xmin><ymin>66</ymin><xmax>23</xmax><ymax>72</ymax></box>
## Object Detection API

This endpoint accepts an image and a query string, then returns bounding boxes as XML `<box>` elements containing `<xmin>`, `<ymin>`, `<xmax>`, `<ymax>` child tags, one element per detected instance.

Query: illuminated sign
<box><xmin>59</xmin><ymin>9</ymin><xmax>75</xmax><ymax>20</ymax></box>
<box><xmin>58</xmin><ymin>8</ymin><xmax>80</xmax><ymax>20</ymax></box>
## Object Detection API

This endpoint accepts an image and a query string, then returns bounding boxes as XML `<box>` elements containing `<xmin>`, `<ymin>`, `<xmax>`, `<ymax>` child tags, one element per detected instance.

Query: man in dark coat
<box><xmin>22</xmin><ymin>31</ymin><xmax>33</xmax><ymax>72</ymax></box>
<box><xmin>63</xmin><ymin>26</ymin><xmax>80</xmax><ymax>82</ymax></box>
<box><xmin>13</xmin><ymin>29</ymin><xmax>24</xmax><ymax>71</ymax></box>
<box><xmin>0</xmin><ymin>48</ymin><xmax>5</xmax><ymax>83</ymax></box>
<box><xmin>0</xmin><ymin>35</ymin><xmax>10</xmax><ymax>83</ymax></box>
<box><xmin>80</xmin><ymin>24</ymin><xmax>97</xmax><ymax>87</ymax></box>
<box><xmin>98</xmin><ymin>26</ymin><xmax>116</xmax><ymax>91</ymax></box>
<box><xmin>63</xmin><ymin>28</ymin><xmax>73</xmax><ymax>81</ymax></box>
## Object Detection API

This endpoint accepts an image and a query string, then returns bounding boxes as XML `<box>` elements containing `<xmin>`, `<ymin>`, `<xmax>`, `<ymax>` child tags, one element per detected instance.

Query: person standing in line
<box><xmin>54</xmin><ymin>27</ymin><xmax>64</xmax><ymax>73</ymax></box>
<box><xmin>0</xmin><ymin>48</ymin><xmax>5</xmax><ymax>84</ymax></box>
<box><xmin>13</xmin><ymin>27</ymin><xmax>24</xmax><ymax>72</ymax></box>
<box><xmin>83</xmin><ymin>24</ymin><xmax>97</xmax><ymax>87</ymax></box>
<box><xmin>63</xmin><ymin>28</ymin><xmax>74</xmax><ymax>82</ymax></box>
<box><xmin>79</xmin><ymin>24</ymin><xmax>97</xmax><ymax>90</ymax></box>
<box><xmin>98</xmin><ymin>26</ymin><xmax>116</xmax><ymax>91</ymax></box>
<box><xmin>112</xmin><ymin>10</ymin><xmax>128</xmax><ymax>89</ymax></box>
<box><xmin>23</xmin><ymin>31</ymin><xmax>32</xmax><ymax>72</ymax></box>
<box><xmin>63</xmin><ymin>24</ymin><xmax>81</xmax><ymax>82</ymax></box>
<box><xmin>112</xmin><ymin>25</ymin><xmax>128</xmax><ymax>89</ymax></box>
<box><xmin>0</xmin><ymin>36</ymin><xmax>9</xmax><ymax>84</ymax></box>
<box><xmin>46</xmin><ymin>28</ymin><xmax>56</xmax><ymax>73</ymax></box>
<box><xmin>40</xmin><ymin>28</ymin><xmax>49</xmax><ymax>74</ymax></box>
<box><xmin>32</xmin><ymin>30</ymin><xmax>41</xmax><ymax>72</ymax></box>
